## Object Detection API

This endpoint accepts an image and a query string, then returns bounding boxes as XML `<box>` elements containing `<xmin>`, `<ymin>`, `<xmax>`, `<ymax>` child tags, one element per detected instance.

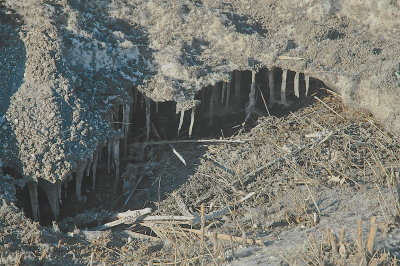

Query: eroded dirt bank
<box><xmin>0</xmin><ymin>0</ymin><xmax>400</xmax><ymax>265</ymax></box>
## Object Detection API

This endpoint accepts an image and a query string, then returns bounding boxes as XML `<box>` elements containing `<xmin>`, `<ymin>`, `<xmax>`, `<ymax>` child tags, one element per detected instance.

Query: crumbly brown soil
<box><xmin>1</xmin><ymin>91</ymin><xmax>399</xmax><ymax>265</ymax></box>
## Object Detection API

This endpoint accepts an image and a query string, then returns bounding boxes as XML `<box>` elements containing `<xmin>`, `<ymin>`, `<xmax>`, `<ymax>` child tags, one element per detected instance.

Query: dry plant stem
<box><xmin>136</xmin><ymin>138</ymin><xmax>251</xmax><ymax>146</ymax></box>
<box><xmin>140</xmin><ymin>215</ymin><xmax>196</xmax><ymax>223</ymax></box>
<box><xmin>367</xmin><ymin>216</ymin><xmax>377</xmax><ymax>255</ymax></box>
<box><xmin>182</xmin><ymin>228</ymin><xmax>265</xmax><ymax>246</ymax></box>
<box><xmin>313</xmin><ymin>95</ymin><xmax>344</xmax><ymax>119</ymax></box>
<box><xmin>93</xmin><ymin>208</ymin><xmax>152</xmax><ymax>231</ymax></box>
<box><xmin>121</xmin><ymin>230</ymin><xmax>160</xmax><ymax>241</ymax></box>
<box><xmin>257</xmin><ymin>84</ymin><xmax>270</xmax><ymax>116</ymax></box>
<box><xmin>173</xmin><ymin>192</ymin><xmax>192</xmax><ymax>216</ymax></box>
<box><xmin>356</xmin><ymin>220</ymin><xmax>363</xmax><ymax>252</ymax></box>
<box><xmin>278</xmin><ymin>55</ymin><xmax>305</xmax><ymax>60</ymax></box>
<box><xmin>200</xmin><ymin>203</ymin><xmax>205</xmax><ymax>256</ymax></box>
<box><xmin>305</xmin><ymin>184</ymin><xmax>321</xmax><ymax>215</ymax></box>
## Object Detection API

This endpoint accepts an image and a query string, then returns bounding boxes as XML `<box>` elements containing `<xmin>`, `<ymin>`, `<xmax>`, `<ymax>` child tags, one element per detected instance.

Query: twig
<box><xmin>200</xmin><ymin>203</ymin><xmax>205</xmax><ymax>256</ymax></box>
<box><xmin>92</xmin><ymin>208</ymin><xmax>152</xmax><ymax>231</ymax></box>
<box><xmin>305</xmin><ymin>184</ymin><xmax>321</xmax><ymax>215</ymax></box>
<box><xmin>173</xmin><ymin>192</ymin><xmax>192</xmax><ymax>216</ymax></box>
<box><xmin>256</xmin><ymin>84</ymin><xmax>270</xmax><ymax>116</ymax></box>
<box><xmin>121</xmin><ymin>230</ymin><xmax>160</xmax><ymax>241</ymax></box>
<box><xmin>135</xmin><ymin>139</ymin><xmax>252</xmax><ymax>146</ymax></box>
<box><xmin>314</xmin><ymin>96</ymin><xmax>344</xmax><ymax>119</ymax></box>
<box><xmin>170</xmin><ymin>144</ymin><xmax>186</xmax><ymax>165</ymax></box>
<box><xmin>367</xmin><ymin>216</ymin><xmax>377</xmax><ymax>255</ymax></box>
<box><xmin>182</xmin><ymin>228</ymin><xmax>265</xmax><ymax>246</ymax></box>
<box><xmin>140</xmin><ymin>215</ymin><xmax>195</xmax><ymax>224</ymax></box>
<box><xmin>192</xmin><ymin>192</ymin><xmax>256</xmax><ymax>224</ymax></box>
<box><xmin>278</xmin><ymin>55</ymin><xmax>304</xmax><ymax>60</ymax></box>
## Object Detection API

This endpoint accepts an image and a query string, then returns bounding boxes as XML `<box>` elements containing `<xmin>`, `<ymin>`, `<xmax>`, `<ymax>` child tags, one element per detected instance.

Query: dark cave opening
<box><xmin>12</xmin><ymin>67</ymin><xmax>331</xmax><ymax>226</ymax></box>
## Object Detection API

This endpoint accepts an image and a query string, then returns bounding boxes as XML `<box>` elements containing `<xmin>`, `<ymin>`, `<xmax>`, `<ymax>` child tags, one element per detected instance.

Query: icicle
<box><xmin>107</xmin><ymin>138</ymin><xmax>112</xmax><ymax>173</ymax></box>
<box><xmin>75</xmin><ymin>160</ymin><xmax>87</xmax><ymax>202</ymax></box>
<box><xmin>113</xmin><ymin>138</ymin><xmax>120</xmax><ymax>184</ymax></box>
<box><xmin>145</xmin><ymin>97</ymin><xmax>151</xmax><ymax>140</ymax></box>
<box><xmin>151</xmin><ymin>122</ymin><xmax>162</xmax><ymax>140</ymax></box>
<box><xmin>28</xmin><ymin>182</ymin><xmax>40</xmax><ymax>221</ymax></box>
<box><xmin>85</xmin><ymin>154</ymin><xmax>93</xmax><ymax>177</ymax></box>
<box><xmin>92</xmin><ymin>151</ymin><xmax>99</xmax><ymax>190</ymax></box>
<box><xmin>58</xmin><ymin>180</ymin><xmax>62</xmax><ymax>204</ymax></box>
<box><xmin>268</xmin><ymin>68</ymin><xmax>275</xmax><ymax>105</ymax></box>
<box><xmin>245</xmin><ymin>70</ymin><xmax>257</xmax><ymax>122</ymax></box>
<box><xmin>281</xmin><ymin>69</ymin><xmax>288</xmax><ymax>106</ymax></box>
<box><xmin>63</xmin><ymin>181</ymin><xmax>68</xmax><ymax>199</ymax></box>
<box><xmin>305</xmin><ymin>74</ymin><xmax>310</xmax><ymax>96</ymax></box>
<box><xmin>221</xmin><ymin>82</ymin><xmax>226</xmax><ymax>104</ymax></box>
<box><xmin>210</xmin><ymin>85</ymin><xmax>219</xmax><ymax>125</ymax></box>
<box><xmin>141</xmin><ymin>93</ymin><xmax>145</xmax><ymax>110</ymax></box>
<box><xmin>133</xmin><ymin>88</ymin><xmax>138</xmax><ymax>113</ymax></box>
<box><xmin>189</xmin><ymin>106</ymin><xmax>195</xmax><ymax>138</ymax></box>
<box><xmin>39</xmin><ymin>180</ymin><xmax>61</xmax><ymax>220</ymax></box>
<box><xmin>235</xmin><ymin>71</ymin><xmax>241</xmax><ymax>97</ymax></box>
<box><xmin>201</xmin><ymin>89</ymin><xmax>206</xmax><ymax>110</ymax></box>
<box><xmin>122</xmin><ymin>101</ymin><xmax>131</xmax><ymax>156</ymax></box>
<box><xmin>177</xmin><ymin>110</ymin><xmax>184</xmax><ymax>135</ymax></box>
<box><xmin>113</xmin><ymin>105</ymin><xmax>120</xmax><ymax>128</ymax></box>
<box><xmin>156</xmin><ymin>102</ymin><xmax>159</xmax><ymax>113</ymax></box>
<box><xmin>225</xmin><ymin>79</ymin><xmax>231</xmax><ymax>111</ymax></box>
<box><xmin>293</xmin><ymin>72</ymin><xmax>299</xmax><ymax>98</ymax></box>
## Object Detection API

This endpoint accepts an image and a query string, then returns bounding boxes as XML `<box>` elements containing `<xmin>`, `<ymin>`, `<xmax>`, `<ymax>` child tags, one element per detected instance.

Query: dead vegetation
<box><xmin>294</xmin><ymin>217</ymin><xmax>399</xmax><ymax>266</ymax></box>
<box><xmin>97</xmin><ymin>89</ymin><xmax>399</xmax><ymax>264</ymax></box>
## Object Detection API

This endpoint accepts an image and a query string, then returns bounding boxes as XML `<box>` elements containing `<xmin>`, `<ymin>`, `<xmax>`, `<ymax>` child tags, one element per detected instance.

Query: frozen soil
<box><xmin>1</xmin><ymin>92</ymin><xmax>400</xmax><ymax>265</ymax></box>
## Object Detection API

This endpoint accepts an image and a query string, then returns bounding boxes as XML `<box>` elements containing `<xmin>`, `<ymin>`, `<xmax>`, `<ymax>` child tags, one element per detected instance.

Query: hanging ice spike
<box><xmin>92</xmin><ymin>151</ymin><xmax>99</xmax><ymax>190</ymax></box>
<box><xmin>145</xmin><ymin>97</ymin><xmax>151</xmax><ymax>140</ymax></box>
<box><xmin>245</xmin><ymin>70</ymin><xmax>257</xmax><ymax>123</ymax></box>
<box><xmin>268</xmin><ymin>68</ymin><xmax>275</xmax><ymax>105</ymax></box>
<box><xmin>294</xmin><ymin>72</ymin><xmax>300</xmax><ymax>98</ymax></box>
<box><xmin>113</xmin><ymin>138</ymin><xmax>120</xmax><ymax>185</ymax></box>
<box><xmin>280</xmin><ymin>69</ymin><xmax>289</xmax><ymax>106</ymax></box>
<box><xmin>28</xmin><ymin>182</ymin><xmax>40</xmax><ymax>221</ymax></box>
<box><xmin>189</xmin><ymin>106</ymin><xmax>195</xmax><ymax>138</ymax></box>
<box><xmin>177</xmin><ymin>110</ymin><xmax>184</xmax><ymax>135</ymax></box>
<box><xmin>39</xmin><ymin>179</ymin><xmax>62</xmax><ymax>220</ymax></box>
<box><xmin>305</xmin><ymin>74</ymin><xmax>310</xmax><ymax>96</ymax></box>
<box><xmin>235</xmin><ymin>71</ymin><xmax>241</xmax><ymax>97</ymax></box>
<box><xmin>225</xmin><ymin>78</ymin><xmax>231</xmax><ymax>111</ymax></box>
<box><xmin>76</xmin><ymin>160</ymin><xmax>88</xmax><ymax>202</ymax></box>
